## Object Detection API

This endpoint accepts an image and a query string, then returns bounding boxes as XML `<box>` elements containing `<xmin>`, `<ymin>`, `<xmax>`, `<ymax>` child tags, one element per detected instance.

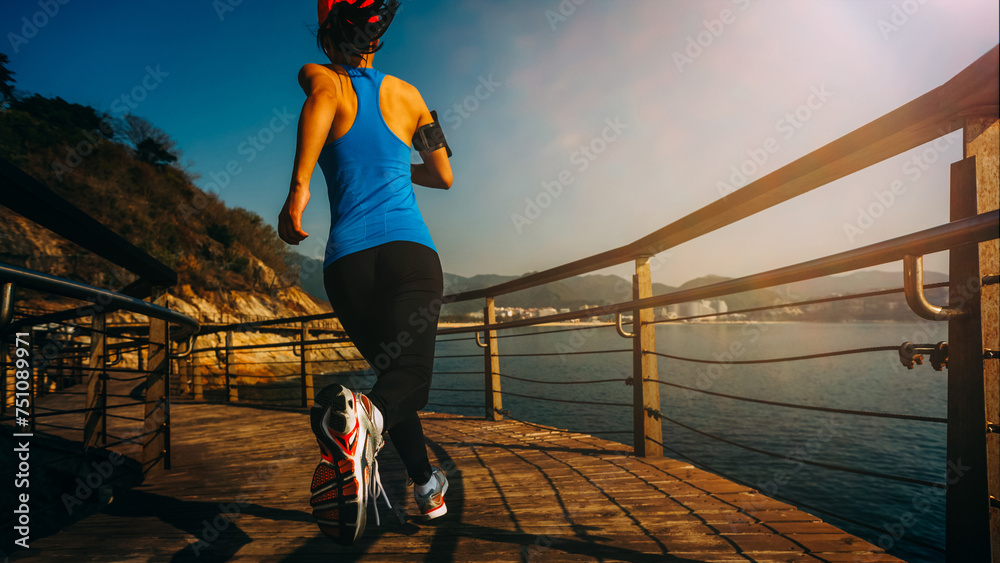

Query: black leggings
<box><xmin>323</xmin><ymin>241</ymin><xmax>443</xmax><ymax>484</ymax></box>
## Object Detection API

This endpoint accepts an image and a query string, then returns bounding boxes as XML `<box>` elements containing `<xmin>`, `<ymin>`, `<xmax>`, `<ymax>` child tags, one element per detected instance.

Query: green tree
<box><xmin>124</xmin><ymin>113</ymin><xmax>180</xmax><ymax>165</ymax></box>
<box><xmin>0</xmin><ymin>53</ymin><xmax>17</xmax><ymax>106</ymax></box>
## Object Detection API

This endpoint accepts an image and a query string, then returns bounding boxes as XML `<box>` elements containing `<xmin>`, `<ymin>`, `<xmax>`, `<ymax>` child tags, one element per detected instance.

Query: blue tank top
<box><xmin>318</xmin><ymin>65</ymin><xmax>437</xmax><ymax>267</ymax></box>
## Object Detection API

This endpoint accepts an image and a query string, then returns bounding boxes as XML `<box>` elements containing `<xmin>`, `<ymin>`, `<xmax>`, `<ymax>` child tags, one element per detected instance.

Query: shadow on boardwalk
<box><xmin>7</xmin><ymin>401</ymin><xmax>899</xmax><ymax>562</ymax></box>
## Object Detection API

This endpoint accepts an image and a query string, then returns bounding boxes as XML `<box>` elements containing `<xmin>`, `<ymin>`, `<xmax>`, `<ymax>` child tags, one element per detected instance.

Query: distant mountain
<box><xmin>780</xmin><ymin>270</ymin><xmax>948</xmax><ymax>300</ymax></box>
<box><xmin>294</xmin><ymin>260</ymin><xmax>950</xmax><ymax>323</ymax></box>
<box><xmin>285</xmin><ymin>253</ymin><xmax>327</xmax><ymax>301</ymax></box>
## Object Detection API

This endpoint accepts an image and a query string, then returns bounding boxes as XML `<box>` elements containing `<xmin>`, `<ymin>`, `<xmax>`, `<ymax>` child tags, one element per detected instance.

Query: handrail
<box><xmin>0</xmin><ymin>282</ymin><xmax>14</xmax><ymax>331</ymax></box>
<box><xmin>442</xmin><ymin>45</ymin><xmax>999</xmax><ymax>303</ymax></box>
<box><xmin>0</xmin><ymin>156</ymin><xmax>177</xmax><ymax>290</ymax></box>
<box><xmin>903</xmin><ymin>255</ymin><xmax>962</xmax><ymax>320</ymax></box>
<box><xmin>437</xmin><ymin>210</ymin><xmax>998</xmax><ymax>334</ymax></box>
<box><xmin>197</xmin><ymin>312</ymin><xmax>341</xmax><ymax>335</ymax></box>
<box><xmin>0</xmin><ymin>261</ymin><xmax>199</xmax><ymax>334</ymax></box>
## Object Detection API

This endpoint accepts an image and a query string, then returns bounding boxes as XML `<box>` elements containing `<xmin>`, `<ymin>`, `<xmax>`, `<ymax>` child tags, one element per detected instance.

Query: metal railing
<box><xmin>1</xmin><ymin>156</ymin><xmax>200</xmax><ymax>483</ymax></box>
<box><xmin>174</xmin><ymin>45</ymin><xmax>998</xmax><ymax>561</ymax></box>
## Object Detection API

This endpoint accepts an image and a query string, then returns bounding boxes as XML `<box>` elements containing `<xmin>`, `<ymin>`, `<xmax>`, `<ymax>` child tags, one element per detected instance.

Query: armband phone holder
<box><xmin>412</xmin><ymin>110</ymin><xmax>452</xmax><ymax>157</ymax></box>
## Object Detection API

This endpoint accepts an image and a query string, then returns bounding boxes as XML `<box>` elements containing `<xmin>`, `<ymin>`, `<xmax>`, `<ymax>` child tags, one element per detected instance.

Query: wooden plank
<box><xmin>16</xmin><ymin>401</ymin><xmax>905</xmax><ymax>561</ymax></box>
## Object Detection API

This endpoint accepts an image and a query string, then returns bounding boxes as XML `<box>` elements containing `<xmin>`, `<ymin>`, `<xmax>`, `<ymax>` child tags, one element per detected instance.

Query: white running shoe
<box><xmin>412</xmin><ymin>466</ymin><xmax>448</xmax><ymax>520</ymax></box>
<box><xmin>309</xmin><ymin>384</ymin><xmax>392</xmax><ymax>545</ymax></box>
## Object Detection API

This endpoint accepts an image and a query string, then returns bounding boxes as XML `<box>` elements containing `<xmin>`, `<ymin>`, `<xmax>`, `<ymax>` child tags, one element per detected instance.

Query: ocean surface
<box><xmin>327</xmin><ymin>321</ymin><xmax>951</xmax><ymax>563</ymax></box>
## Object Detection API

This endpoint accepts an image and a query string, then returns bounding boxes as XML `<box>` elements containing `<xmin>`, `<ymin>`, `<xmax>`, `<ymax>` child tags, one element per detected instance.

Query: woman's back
<box><xmin>311</xmin><ymin>62</ymin><xmax>425</xmax><ymax>147</ymax></box>
<box><xmin>311</xmin><ymin>63</ymin><xmax>436</xmax><ymax>266</ymax></box>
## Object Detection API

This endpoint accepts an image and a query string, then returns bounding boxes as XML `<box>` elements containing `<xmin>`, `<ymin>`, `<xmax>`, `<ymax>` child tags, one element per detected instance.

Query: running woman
<box><xmin>277</xmin><ymin>0</ymin><xmax>453</xmax><ymax>545</ymax></box>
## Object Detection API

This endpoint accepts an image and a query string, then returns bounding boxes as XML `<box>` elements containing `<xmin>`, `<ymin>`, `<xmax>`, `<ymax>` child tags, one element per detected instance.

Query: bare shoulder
<box><xmin>298</xmin><ymin>63</ymin><xmax>342</xmax><ymax>95</ymax></box>
<box><xmin>382</xmin><ymin>74</ymin><xmax>425</xmax><ymax>105</ymax></box>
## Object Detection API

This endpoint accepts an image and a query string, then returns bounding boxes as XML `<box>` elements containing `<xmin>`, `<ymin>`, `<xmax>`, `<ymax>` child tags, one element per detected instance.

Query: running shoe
<box><xmin>309</xmin><ymin>383</ymin><xmax>392</xmax><ymax>545</ymax></box>
<box><xmin>411</xmin><ymin>466</ymin><xmax>448</xmax><ymax>520</ymax></box>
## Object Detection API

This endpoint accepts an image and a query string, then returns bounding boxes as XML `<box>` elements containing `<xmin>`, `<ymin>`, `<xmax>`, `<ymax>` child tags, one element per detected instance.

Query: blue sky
<box><xmin>3</xmin><ymin>0</ymin><xmax>997</xmax><ymax>287</ymax></box>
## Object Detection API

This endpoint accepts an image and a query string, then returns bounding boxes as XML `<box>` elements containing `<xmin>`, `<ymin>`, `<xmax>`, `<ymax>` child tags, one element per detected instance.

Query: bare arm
<box><xmin>410</xmin><ymin>92</ymin><xmax>453</xmax><ymax>190</ymax></box>
<box><xmin>278</xmin><ymin>64</ymin><xmax>338</xmax><ymax>245</ymax></box>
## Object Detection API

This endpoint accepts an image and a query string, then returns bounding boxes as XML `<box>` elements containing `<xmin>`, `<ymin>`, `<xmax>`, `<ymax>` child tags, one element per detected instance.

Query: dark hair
<box><xmin>317</xmin><ymin>0</ymin><xmax>400</xmax><ymax>59</ymax></box>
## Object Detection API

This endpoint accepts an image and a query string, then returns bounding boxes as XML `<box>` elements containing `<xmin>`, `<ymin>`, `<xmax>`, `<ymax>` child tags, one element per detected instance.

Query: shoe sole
<box><xmin>310</xmin><ymin>385</ymin><xmax>368</xmax><ymax>545</ymax></box>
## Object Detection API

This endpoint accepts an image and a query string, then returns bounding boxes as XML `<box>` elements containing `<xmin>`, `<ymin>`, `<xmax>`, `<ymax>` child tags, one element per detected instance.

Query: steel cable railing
<box><xmin>647</xmin><ymin>345</ymin><xmax>900</xmax><ymax>365</ymax></box>
<box><xmin>653</xmin><ymin>411</ymin><xmax>945</xmax><ymax>489</ymax></box>
<box><xmin>497</xmin><ymin>348</ymin><xmax>631</xmax><ymax>358</ymax></box>
<box><xmin>640</xmin><ymin>435</ymin><xmax>947</xmax><ymax>554</ymax></box>
<box><xmin>649</xmin><ymin>282</ymin><xmax>950</xmax><ymax>325</ymax></box>
<box><xmin>499</xmin><ymin>373</ymin><xmax>627</xmax><ymax>386</ymax></box>
<box><xmin>648</xmin><ymin>377</ymin><xmax>947</xmax><ymax>424</ymax></box>
<box><xmin>493</xmin><ymin>323</ymin><xmax>617</xmax><ymax>339</ymax></box>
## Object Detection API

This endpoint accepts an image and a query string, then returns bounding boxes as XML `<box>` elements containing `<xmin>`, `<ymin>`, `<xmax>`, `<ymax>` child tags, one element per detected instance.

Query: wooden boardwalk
<box><xmin>9</xmin><ymin>397</ymin><xmax>903</xmax><ymax>562</ymax></box>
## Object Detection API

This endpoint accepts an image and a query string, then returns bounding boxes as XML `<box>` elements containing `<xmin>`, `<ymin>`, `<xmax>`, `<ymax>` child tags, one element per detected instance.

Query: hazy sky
<box><xmin>3</xmin><ymin>0</ymin><xmax>997</xmax><ymax>287</ymax></box>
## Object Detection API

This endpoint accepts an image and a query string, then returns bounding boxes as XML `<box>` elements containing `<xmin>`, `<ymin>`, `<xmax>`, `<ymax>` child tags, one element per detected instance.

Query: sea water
<box><xmin>424</xmin><ymin>321</ymin><xmax>950</xmax><ymax>563</ymax></box>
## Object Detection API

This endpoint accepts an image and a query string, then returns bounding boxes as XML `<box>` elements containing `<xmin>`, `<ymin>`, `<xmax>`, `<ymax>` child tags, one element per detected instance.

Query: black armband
<box><xmin>412</xmin><ymin>110</ymin><xmax>452</xmax><ymax>157</ymax></box>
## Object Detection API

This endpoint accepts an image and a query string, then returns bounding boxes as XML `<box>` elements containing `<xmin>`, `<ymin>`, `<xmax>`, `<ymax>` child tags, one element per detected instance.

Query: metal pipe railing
<box><xmin>0</xmin><ymin>261</ymin><xmax>199</xmax><ymax>335</ymax></box>
<box><xmin>437</xmin><ymin>210</ymin><xmax>998</xmax><ymax>335</ymax></box>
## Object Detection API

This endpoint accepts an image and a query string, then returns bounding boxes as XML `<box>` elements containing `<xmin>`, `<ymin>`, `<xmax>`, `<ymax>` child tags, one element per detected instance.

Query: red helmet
<box><xmin>318</xmin><ymin>0</ymin><xmax>380</xmax><ymax>26</ymax></box>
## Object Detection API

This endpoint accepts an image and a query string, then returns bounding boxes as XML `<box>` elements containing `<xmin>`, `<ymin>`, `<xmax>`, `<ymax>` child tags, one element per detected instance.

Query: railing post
<box><xmin>192</xmin><ymin>339</ymin><xmax>203</xmax><ymax>401</ymax></box>
<box><xmin>1</xmin><ymin>340</ymin><xmax>7</xmax><ymax>416</ymax></box>
<box><xmin>56</xmin><ymin>353</ymin><xmax>64</xmax><ymax>391</ymax></box>
<box><xmin>35</xmin><ymin>330</ymin><xmax>46</xmax><ymax>398</ymax></box>
<box><xmin>144</xmin><ymin>288</ymin><xmax>170</xmax><ymax>471</ymax></box>
<box><xmin>83</xmin><ymin>314</ymin><xmax>106</xmax><ymax>449</ymax></box>
<box><xmin>300</xmin><ymin>322</ymin><xmax>313</xmax><ymax>408</ymax></box>
<box><xmin>945</xmin><ymin>113</ymin><xmax>999</xmax><ymax>561</ymax></box>
<box><xmin>184</xmin><ymin>353</ymin><xmax>194</xmax><ymax>398</ymax></box>
<box><xmin>225</xmin><ymin>331</ymin><xmax>237</xmax><ymax>403</ymax></box>
<box><xmin>632</xmin><ymin>257</ymin><xmax>662</xmax><ymax>457</ymax></box>
<box><xmin>484</xmin><ymin>297</ymin><xmax>502</xmax><ymax>421</ymax></box>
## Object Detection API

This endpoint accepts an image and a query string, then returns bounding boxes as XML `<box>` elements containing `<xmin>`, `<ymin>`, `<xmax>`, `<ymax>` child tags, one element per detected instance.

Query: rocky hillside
<box><xmin>0</xmin><ymin>92</ymin><xmax>330</xmax><ymax>320</ymax></box>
